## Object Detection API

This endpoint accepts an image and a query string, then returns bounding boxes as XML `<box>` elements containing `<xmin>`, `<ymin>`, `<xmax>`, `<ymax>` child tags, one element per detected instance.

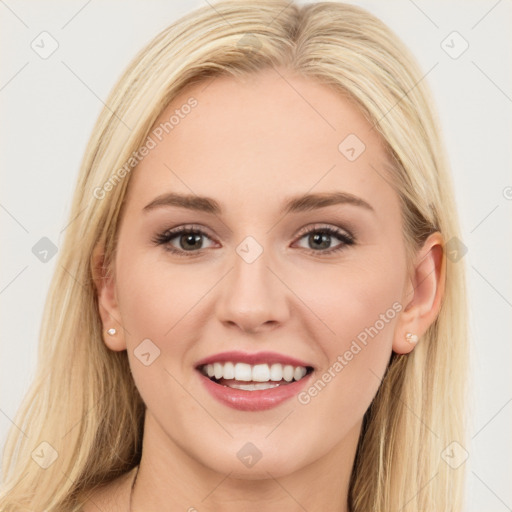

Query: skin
<box><xmin>89</xmin><ymin>66</ymin><xmax>444</xmax><ymax>511</ymax></box>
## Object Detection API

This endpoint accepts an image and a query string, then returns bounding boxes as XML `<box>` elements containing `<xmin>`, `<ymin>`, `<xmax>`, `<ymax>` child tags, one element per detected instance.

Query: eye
<box><xmin>152</xmin><ymin>225</ymin><xmax>216</xmax><ymax>256</ymax></box>
<box><xmin>293</xmin><ymin>224</ymin><xmax>355</xmax><ymax>255</ymax></box>
<box><xmin>152</xmin><ymin>223</ymin><xmax>355</xmax><ymax>257</ymax></box>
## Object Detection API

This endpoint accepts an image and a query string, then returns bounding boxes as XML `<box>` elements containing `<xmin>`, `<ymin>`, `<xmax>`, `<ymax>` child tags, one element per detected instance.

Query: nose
<box><xmin>215</xmin><ymin>245</ymin><xmax>291</xmax><ymax>334</ymax></box>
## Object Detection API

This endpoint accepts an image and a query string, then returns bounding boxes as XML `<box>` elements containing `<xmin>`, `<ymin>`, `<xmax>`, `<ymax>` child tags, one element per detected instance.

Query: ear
<box><xmin>91</xmin><ymin>244</ymin><xmax>127</xmax><ymax>352</ymax></box>
<box><xmin>393</xmin><ymin>232</ymin><xmax>446</xmax><ymax>355</ymax></box>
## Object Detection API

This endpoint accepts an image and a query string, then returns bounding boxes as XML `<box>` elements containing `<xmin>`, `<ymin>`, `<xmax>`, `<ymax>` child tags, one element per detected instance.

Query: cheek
<box><xmin>113</xmin><ymin>254</ymin><xmax>209</xmax><ymax>411</ymax></box>
<box><xmin>300</xmin><ymin>249</ymin><xmax>405</xmax><ymax>341</ymax></box>
<box><xmin>296</xmin><ymin>252</ymin><xmax>405</xmax><ymax>412</ymax></box>
<box><xmin>116</xmin><ymin>249</ymin><xmax>211</xmax><ymax>341</ymax></box>
<box><xmin>114</xmin><ymin>251</ymin><xmax>223</xmax><ymax>401</ymax></box>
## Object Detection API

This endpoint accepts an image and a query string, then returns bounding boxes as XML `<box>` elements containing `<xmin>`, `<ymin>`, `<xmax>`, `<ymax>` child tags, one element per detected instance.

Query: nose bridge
<box><xmin>216</xmin><ymin>235</ymin><xmax>289</xmax><ymax>332</ymax></box>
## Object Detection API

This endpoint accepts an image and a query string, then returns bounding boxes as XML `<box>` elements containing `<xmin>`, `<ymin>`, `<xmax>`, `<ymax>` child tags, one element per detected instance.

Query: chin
<box><xmin>196</xmin><ymin>442</ymin><xmax>310</xmax><ymax>480</ymax></box>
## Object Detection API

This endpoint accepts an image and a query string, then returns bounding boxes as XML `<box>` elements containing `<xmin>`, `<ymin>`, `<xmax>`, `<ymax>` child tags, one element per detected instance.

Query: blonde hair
<box><xmin>0</xmin><ymin>1</ymin><xmax>468</xmax><ymax>510</ymax></box>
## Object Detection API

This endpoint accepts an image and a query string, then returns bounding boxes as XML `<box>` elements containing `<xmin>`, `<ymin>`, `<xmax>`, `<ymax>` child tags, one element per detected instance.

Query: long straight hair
<box><xmin>0</xmin><ymin>1</ymin><xmax>468</xmax><ymax>510</ymax></box>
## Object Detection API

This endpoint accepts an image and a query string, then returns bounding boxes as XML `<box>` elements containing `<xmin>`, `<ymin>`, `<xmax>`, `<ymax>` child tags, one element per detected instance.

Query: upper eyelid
<box><xmin>294</xmin><ymin>223</ymin><xmax>353</xmax><ymax>239</ymax></box>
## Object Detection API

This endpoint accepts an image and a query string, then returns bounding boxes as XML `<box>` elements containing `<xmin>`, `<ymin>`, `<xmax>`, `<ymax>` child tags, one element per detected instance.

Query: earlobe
<box><xmin>92</xmin><ymin>244</ymin><xmax>127</xmax><ymax>352</ymax></box>
<box><xmin>393</xmin><ymin>232</ymin><xmax>446</xmax><ymax>355</ymax></box>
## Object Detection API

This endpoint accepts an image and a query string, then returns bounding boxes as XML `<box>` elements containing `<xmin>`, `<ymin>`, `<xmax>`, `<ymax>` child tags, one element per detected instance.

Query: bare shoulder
<box><xmin>81</xmin><ymin>467</ymin><xmax>137</xmax><ymax>512</ymax></box>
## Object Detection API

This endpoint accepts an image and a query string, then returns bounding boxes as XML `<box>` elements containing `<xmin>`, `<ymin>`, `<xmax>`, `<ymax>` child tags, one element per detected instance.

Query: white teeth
<box><xmin>282</xmin><ymin>365</ymin><xmax>294</xmax><ymax>382</ymax></box>
<box><xmin>294</xmin><ymin>366</ymin><xmax>307</xmax><ymax>380</ymax></box>
<box><xmin>213</xmin><ymin>362</ymin><xmax>223</xmax><ymax>380</ymax></box>
<box><xmin>269</xmin><ymin>363</ymin><xmax>283</xmax><ymax>381</ymax></box>
<box><xmin>223</xmin><ymin>361</ymin><xmax>235</xmax><ymax>380</ymax></box>
<box><xmin>201</xmin><ymin>362</ymin><xmax>309</xmax><ymax>383</ymax></box>
<box><xmin>234</xmin><ymin>362</ymin><xmax>252</xmax><ymax>381</ymax></box>
<box><xmin>252</xmin><ymin>364</ymin><xmax>270</xmax><ymax>382</ymax></box>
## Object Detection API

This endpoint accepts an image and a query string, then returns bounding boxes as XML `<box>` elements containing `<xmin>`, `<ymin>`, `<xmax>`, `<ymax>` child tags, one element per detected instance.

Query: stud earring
<box><xmin>107</xmin><ymin>328</ymin><xmax>117</xmax><ymax>336</ymax></box>
<box><xmin>405</xmin><ymin>332</ymin><xmax>419</xmax><ymax>344</ymax></box>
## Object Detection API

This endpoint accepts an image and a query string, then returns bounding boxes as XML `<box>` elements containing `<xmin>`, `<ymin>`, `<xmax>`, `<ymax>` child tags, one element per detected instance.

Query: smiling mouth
<box><xmin>198</xmin><ymin>362</ymin><xmax>314</xmax><ymax>391</ymax></box>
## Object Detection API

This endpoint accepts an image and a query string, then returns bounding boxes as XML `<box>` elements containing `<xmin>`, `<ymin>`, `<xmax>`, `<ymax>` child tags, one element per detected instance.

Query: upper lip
<box><xmin>195</xmin><ymin>350</ymin><xmax>314</xmax><ymax>369</ymax></box>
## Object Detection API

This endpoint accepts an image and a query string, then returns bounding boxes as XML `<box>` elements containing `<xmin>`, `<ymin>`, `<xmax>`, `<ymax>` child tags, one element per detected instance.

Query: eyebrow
<box><xmin>143</xmin><ymin>191</ymin><xmax>374</xmax><ymax>215</ymax></box>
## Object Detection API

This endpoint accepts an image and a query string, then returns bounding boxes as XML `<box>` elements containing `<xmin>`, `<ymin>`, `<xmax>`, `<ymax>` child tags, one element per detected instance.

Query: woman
<box><xmin>0</xmin><ymin>1</ymin><xmax>468</xmax><ymax>510</ymax></box>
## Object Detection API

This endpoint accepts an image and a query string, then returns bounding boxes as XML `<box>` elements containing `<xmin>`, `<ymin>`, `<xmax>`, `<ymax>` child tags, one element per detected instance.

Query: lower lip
<box><xmin>197</xmin><ymin>371</ymin><xmax>313</xmax><ymax>411</ymax></box>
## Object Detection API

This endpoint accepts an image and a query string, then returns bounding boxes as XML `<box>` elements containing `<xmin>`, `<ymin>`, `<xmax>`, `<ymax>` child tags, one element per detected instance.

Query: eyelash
<box><xmin>151</xmin><ymin>223</ymin><xmax>355</xmax><ymax>257</ymax></box>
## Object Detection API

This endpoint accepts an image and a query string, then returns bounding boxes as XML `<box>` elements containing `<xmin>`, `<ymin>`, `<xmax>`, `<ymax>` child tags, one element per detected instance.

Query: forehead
<box><xmin>124</xmin><ymin>67</ymin><xmax>396</xmax><ymax>217</ymax></box>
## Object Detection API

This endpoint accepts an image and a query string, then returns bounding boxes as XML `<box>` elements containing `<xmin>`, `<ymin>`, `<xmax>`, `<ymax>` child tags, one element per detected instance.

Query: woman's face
<box><xmin>99</xmin><ymin>67</ymin><xmax>421</xmax><ymax>479</ymax></box>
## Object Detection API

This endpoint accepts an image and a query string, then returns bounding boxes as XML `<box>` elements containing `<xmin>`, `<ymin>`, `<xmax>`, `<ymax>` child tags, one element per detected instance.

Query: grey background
<box><xmin>1</xmin><ymin>0</ymin><xmax>511</xmax><ymax>509</ymax></box>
